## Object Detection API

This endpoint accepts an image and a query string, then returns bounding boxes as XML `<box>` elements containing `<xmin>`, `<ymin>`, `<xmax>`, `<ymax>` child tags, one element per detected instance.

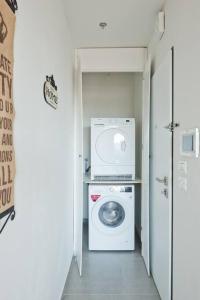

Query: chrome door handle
<box><xmin>156</xmin><ymin>176</ymin><xmax>168</xmax><ymax>186</ymax></box>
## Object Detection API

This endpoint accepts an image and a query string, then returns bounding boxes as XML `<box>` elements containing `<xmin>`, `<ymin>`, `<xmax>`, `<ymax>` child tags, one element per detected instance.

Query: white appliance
<box><xmin>91</xmin><ymin>118</ymin><xmax>135</xmax><ymax>180</ymax></box>
<box><xmin>89</xmin><ymin>184</ymin><xmax>135</xmax><ymax>251</ymax></box>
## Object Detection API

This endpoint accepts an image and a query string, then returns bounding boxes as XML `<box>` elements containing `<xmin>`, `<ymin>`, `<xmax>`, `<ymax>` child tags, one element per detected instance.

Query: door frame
<box><xmin>73</xmin><ymin>47</ymin><xmax>150</xmax><ymax>275</ymax></box>
<box><xmin>73</xmin><ymin>52</ymin><xmax>83</xmax><ymax>275</ymax></box>
<box><xmin>141</xmin><ymin>55</ymin><xmax>151</xmax><ymax>275</ymax></box>
<box><xmin>171</xmin><ymin>46</ymin><xmax>175</xmax><ymax>300</ymax></box>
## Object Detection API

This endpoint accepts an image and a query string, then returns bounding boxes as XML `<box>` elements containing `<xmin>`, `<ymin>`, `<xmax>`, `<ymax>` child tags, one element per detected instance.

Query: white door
<box><xmin>141</xmin><ymin>56</ymin><xmax>151</xmax><ymax>275</ymax></box>
<box><xmin>74</xmin><ymin>55</ymin><xmax>83</xmax><ymax>276</ymax></box>
<box><xmin>151</xmin><ymin>50</ymin><xmax>173</xmax><ymax>300</ymax></box>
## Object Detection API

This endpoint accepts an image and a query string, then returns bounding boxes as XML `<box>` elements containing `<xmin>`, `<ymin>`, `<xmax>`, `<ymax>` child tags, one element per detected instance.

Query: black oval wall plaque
<box><xmin>44</xmin><ymin>75</ymin><xmax>58</xmax><ymax>110</ymax></box>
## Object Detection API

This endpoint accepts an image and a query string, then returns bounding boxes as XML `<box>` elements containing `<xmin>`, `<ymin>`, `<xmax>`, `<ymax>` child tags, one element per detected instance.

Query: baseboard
<box><xmin>60</xmin><ymin>253</ymin><xmax>73</xmax><ymax>300</ymax></box>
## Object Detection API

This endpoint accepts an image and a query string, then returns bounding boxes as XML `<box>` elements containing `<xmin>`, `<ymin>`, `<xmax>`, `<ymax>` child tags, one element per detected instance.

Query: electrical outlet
<box><xmin>178</xmin><ymin>161</ymin><xmax>188</xmax><ymax>175</ymax></box>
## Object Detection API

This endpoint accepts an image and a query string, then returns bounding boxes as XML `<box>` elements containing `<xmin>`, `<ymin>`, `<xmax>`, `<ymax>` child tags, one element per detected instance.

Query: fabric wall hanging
<box><xmin>0</xmin><ymin>0</ymin><xmax>16</xmax><ymax>232</ymax></box>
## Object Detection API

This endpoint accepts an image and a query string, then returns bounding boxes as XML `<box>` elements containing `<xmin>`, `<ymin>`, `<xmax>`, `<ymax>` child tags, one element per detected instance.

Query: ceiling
<box><xmin>63</xmin><ymin>0</ymin><xmax>166</xmax><ymax>48</ymax></box>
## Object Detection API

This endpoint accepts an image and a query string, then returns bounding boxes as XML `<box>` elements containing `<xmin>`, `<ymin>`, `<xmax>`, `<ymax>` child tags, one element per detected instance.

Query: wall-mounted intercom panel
<box><xmin>180</xmin><ymin>128</ymin><xmax>199</xmax><ymax>158</ymax></box>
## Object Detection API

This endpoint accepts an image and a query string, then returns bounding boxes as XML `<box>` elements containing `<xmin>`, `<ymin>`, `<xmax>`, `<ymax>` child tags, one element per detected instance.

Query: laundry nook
<box><xmin>71</xmin><ymin>48</ymin><xmax>151</xmax><ymax>276</ymax></box>
<box><xmin>65</xmin><ymin>48</ymin><xmax>163</xmax><ymax>300</ymax></box>
<box><xmin>81</xmin><ymin>66</ymin><xmax>145</xmax><ymax>252</ymax></box>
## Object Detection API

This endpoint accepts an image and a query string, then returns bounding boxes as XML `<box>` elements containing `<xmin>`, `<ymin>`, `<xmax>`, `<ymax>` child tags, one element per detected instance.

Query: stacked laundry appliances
<box><xmin>88</xmin><ymin>118</ymin><xmax>136</xmax><ymax>251</ymax></box>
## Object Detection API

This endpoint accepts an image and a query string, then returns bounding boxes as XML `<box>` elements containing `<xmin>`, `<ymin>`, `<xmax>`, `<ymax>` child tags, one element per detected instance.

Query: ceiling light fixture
<box><xmin>99</xmin><ymin>22</ymin><xmax>107</xmax><ymax>30</ymax></box>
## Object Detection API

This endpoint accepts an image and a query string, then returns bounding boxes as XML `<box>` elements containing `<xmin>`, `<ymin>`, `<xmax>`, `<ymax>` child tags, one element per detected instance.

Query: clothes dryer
<box><xmin>91</xmin><ymin>118</ymin><xmax>135</xmax><ymax>180</ymax></box>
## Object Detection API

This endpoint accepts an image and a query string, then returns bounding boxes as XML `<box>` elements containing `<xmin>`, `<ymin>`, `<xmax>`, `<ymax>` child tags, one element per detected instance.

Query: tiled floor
<box><xmin>62</xmin><ymin>224</ymin><xmax>160</xmax><ymax>300</ymax></box>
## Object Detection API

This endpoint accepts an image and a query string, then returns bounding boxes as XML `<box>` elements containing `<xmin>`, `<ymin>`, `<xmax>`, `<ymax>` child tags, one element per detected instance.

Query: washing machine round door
<box><xmin>98</xmin><ymin>201</ymin><xmax>125</xmax><ymax>228</ymax></box>
<box><xmin>95</xmin><ymin>128</ymin><xmax>130</xmax><ymax>164</ymax></box>
<box><xmin>91</xmin><ymin>196</ymin><xmax>133</xmax><ymax>235</ymax></box>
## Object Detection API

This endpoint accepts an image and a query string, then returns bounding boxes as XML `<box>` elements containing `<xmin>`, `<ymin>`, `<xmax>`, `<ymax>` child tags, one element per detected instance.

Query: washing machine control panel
<box><xmin>109</xmin><ymin>186</ymin><xmax>132</xmax><ymax>193</ymax></box>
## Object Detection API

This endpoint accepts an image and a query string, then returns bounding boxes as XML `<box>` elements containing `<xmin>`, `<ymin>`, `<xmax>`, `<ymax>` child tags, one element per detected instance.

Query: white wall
<box><xmin>82</xmin><ymin>73</ymin><xmax>143</xmax><ymax>233</ymax></box>
<box><xmin>149</xmin><ymin>1</ymin><xmax>200</xmax><ymax>299</ymax></box>
<box><xmin>0</xmin><ymin>1</ymin><xmax>74</xmax><ymax>300</ymax></box>
<box><xmin>78</xmin><ymin>48</ymin><xmax>147</xmax><ymax>72</ymax></box>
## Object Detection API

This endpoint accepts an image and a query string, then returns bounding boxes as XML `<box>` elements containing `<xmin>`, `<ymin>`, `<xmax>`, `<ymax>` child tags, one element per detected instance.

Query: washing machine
<box><xmin>89</xmin><ymin>184</ymin><xmax>135</xmax><ymax>251</ymax></box>
<box><xmin>91</xmin><ymin>118</ymin><xmax>135</xmax><ymax>181</ymax></box>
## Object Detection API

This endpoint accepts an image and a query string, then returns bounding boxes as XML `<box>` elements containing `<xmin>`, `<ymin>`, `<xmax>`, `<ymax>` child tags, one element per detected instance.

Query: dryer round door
<box><xmin>95</xmin><ymin>128</ymin><xmax>131</xmax><ymax>164</ymax></box>
<box><xmin>91</xmin><ymin>196</ymin><xmax>133</xmax><ymax>235</ymax></box>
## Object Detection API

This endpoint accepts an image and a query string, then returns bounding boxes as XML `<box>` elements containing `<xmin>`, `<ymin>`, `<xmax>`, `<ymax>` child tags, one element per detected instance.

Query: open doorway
<box><xmin>67</xmin><ymin>71</ymin><xmax>160</xmax><ymax>299</ymax></box>
<box><xmin>71</xmin><ymin>48</ymin><xmax>173</xmax><ymax>300</ymax></box>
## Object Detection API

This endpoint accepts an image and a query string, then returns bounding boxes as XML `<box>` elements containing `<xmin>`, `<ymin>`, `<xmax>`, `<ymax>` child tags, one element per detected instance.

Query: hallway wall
<box><xmin>0</xmin><ymin>1</ymin><xmax>74</xmax><ymax>300</ymax></box>
<box><xmin>149</xmin><ymin>0</ymin><xmax>200</xmax><ymax>299</ymax></box>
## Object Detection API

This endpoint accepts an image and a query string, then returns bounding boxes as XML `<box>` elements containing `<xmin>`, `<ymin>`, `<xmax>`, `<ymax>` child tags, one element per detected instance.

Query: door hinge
<box><xmin>164</xmin><ymin>122</ymin><xmax>180</xmax><ymax>132</ymax></box>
